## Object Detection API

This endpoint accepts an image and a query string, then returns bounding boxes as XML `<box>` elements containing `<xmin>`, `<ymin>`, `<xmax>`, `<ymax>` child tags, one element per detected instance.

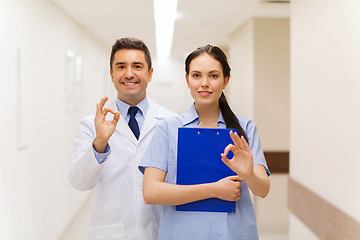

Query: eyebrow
<box><xmin>115</xmin><ymin>62</ymin><xmax>144</xmax><ymax>66</ymax></box>
<box><xmin>190</xmin><ymin>70</ymin><xmax>220</xmax><ymax>74</ymax></box>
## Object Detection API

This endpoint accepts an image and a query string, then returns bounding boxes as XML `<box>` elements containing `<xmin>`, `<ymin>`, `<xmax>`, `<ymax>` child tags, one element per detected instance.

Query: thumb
<box><xmin>221</xmin><ymin>153</ymin><xmax>231</xmax><ymax>166</ymax></box>
<box><xmin>112</xmin><ymin>111</ymin><xmax>120</xmax><ymax>125</ymax></box>
<box><xmin>227</xmin><ymin>175</ymin><xmax>244</xmax><ymax>182</ymax></box>
<box><xmin>223</xmin><ymin>144</ymin><xmax>234</xmax><ymax>157</ymax></box>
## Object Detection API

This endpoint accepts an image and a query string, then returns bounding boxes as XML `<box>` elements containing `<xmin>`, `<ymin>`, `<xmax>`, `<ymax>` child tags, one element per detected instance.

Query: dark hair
<box><xmin>110</xmin><ymin>37</ymin><xmax>152</xmax><ymax>71</ymax></box>
<box><xmin>185</xmin><ymin>45</ymin><xmax>248</xmax><ymax>142</ymax></box>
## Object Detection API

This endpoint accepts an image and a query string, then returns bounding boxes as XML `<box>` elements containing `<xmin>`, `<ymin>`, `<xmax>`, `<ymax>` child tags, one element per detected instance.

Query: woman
<box><xmin>139</xmin><ymin>45</ymin><xmax>270</xmax><ymax>240</ymax></box>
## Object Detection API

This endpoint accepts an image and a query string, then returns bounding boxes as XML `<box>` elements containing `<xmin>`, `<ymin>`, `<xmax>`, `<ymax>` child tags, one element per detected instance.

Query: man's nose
<box><xmin>125</xmin><ymin>67</ymin><xmax>135</xmax><ymax>79</ymax></box>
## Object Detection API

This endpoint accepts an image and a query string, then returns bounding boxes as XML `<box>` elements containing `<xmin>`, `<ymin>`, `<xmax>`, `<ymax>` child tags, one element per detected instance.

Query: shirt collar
<box><xmin>182</xmin><ymin>103</ymin><xmax>226</xmax><ymax>127</ymax></box>
<box><xmin>116</xmin><ymin>96</ymin><xmax>149</xmax><ymax>117</ymax></box>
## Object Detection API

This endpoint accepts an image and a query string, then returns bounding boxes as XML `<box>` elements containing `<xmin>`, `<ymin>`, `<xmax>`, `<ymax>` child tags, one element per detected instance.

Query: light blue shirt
<box><xmin>139</xmin><ymin>103</ymin><xmax>270</xmax><ymax>240</ymax></box>
<box><xmin>93</xmin><ymin>97</ymin><xmax>149</xmax><ymax>164</ymax></box>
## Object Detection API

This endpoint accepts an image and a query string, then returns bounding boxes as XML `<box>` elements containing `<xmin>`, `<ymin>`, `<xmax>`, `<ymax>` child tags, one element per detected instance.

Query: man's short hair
<box><xmin>110</xmin><ymin>37</ymin><xmax>152</xmax><ymax>71</ymax></box>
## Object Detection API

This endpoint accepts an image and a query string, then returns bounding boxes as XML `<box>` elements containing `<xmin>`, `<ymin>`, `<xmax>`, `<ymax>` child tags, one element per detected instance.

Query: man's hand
<box><xmin>93</xmin><ymin>97</ymin><xmax>120</xmax><ymax>153</ymax></box>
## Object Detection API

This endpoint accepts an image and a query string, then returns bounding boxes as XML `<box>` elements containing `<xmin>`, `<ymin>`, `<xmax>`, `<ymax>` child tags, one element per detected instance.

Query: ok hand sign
<box><xmin>221</xmin><ymin>131</ymin><xmax>254</xmax><ymax>180</ymax></box>
<box><xmin>93</xmin><ymin>97</ymin><xmax>120</xmax><ymax>153</ymax></box>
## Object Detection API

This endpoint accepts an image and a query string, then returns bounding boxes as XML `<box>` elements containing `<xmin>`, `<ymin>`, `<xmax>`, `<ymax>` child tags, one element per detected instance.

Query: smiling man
<box><xmin>69</xmin><ymin>38</ymin><xmax>175</xmax><ymax>240</ymax></box>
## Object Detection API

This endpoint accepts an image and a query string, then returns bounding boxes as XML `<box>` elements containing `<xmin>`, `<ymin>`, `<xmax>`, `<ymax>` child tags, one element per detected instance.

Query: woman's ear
<box><xmin>223</xmin><ymin>76</ymin><xmax>230</xmax><ymax>89</ymax></box>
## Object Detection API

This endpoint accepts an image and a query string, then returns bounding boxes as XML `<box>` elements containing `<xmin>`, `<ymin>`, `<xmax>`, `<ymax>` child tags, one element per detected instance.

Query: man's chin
<box><xmin>118</xmin><ymin>92</ymin><xmax>146</xmax><ymax>105</ymax></box>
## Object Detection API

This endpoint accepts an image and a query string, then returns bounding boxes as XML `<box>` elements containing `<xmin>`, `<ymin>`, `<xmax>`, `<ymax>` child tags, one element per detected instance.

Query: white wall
<box><xmin>148</xmin><ymin>58</ymin><xmax>193</xmax><ymax>114</ymax></box>
<box><xmin>253</xmin><ymin>18</ymin><xmax>290</xmax><ymax>151</ymax></box>
<box><xmin>290</xmin><ymin>0</ymin><xmax>360</xmax><ymax>237</ymax></box>
<box><xmin>228</xmin><ymin>18</ymin><xmax>290</xmax><ymax>237</ymax></box>
<box><xmin>228</xmin><ymin>20</ymin><xmax>255</xmax><ymax>119</ymax></box>
<box><xmin>0</xmin><ymin>0</ymin><xmax>111</xmax><ymax>239</ymax></box>
<box><xmin>228</xmin><ymin>18</ymin><xmax>290</xmax><ymax>151</ymax></box>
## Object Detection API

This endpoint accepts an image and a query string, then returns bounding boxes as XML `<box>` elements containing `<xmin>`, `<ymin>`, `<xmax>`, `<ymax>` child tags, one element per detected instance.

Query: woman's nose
<box><xmin>200</xmin><ymin>77</ymin><xmax>210</xmax><ymax>88</ymax></box>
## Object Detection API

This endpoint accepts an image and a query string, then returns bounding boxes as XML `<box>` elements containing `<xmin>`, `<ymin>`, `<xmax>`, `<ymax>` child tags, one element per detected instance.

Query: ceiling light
<box><xmin>154</xmin><ymin>0</ymin><xmax>177</xmax><ymax>59</ymax></box>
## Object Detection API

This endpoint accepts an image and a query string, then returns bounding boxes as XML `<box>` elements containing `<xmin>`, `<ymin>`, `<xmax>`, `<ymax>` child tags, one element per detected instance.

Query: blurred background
<box><xmin>0</xmin><ymin>0</ymin><xmax>359</xmax><ymax>239</ymax></box>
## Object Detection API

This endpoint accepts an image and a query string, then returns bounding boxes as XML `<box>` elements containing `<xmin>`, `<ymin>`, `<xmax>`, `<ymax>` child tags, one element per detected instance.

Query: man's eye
<box><xmin>134</xmin><ymin>65</ymin><xmax>142</xmax><ymax>69</ymax></box>
<box><xmin>118</xmin><ymin>66</ymin><xmax>125</xmax><ymax>69</ymax></box>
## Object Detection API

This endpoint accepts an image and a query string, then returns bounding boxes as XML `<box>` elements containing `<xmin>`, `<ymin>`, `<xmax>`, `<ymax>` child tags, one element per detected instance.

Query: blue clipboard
<box><xmin>176</xmin><ymin>127</ymin><xmax>238</xmax><ymax>213</ymax></box>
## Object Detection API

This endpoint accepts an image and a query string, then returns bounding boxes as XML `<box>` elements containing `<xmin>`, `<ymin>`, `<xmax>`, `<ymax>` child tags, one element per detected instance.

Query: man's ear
<box><xmin>185</xmin><ymin>74</ymin><xmax>190</xmax><ymax>88</ymax></box>
<box><xmin>110</xmin><ymin>69</ymin><xmax>114</xmax><ymax>82</ymax></box>
<box><xmin>148</xmin><ymin>68</ymin><xmax>154</xmax><ymax>82</ymax></box>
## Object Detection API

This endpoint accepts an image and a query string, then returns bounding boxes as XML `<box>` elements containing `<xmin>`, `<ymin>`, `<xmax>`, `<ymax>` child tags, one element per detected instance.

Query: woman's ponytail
<box><xmin>219</xmin><ymin>92</ymin><xmax>248</xmax><ymax>143</ymax></box>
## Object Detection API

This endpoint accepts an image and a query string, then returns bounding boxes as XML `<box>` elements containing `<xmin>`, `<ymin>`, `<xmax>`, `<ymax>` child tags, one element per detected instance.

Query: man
<box><xmin>69</xmin><ymin>37</ymin><xmax>175</xmax><ymax>240</ymax></box>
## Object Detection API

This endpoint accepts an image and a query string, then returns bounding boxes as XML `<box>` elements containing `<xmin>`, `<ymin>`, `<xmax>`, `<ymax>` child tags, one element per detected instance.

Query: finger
<box><xmin>96</xmin><ymin>97</ymin><xmax>107</xmax><ymax>116</ymax></box>
<box><xmin>229</xmin><ymin>131</ymin><xmax>236</xmax><ymax>145</ymax></box>
<box><xmin>99</xmin><ymin>96</ymin><xmax>108</xmax><ymax>110</ymax></box>
<box><xmin>112</xmin><ymin>111</ymin><xmax>120</xmax><ymax>125</ymax></box>
<box><xmin>227</xmin><ymin>175</ymin><xmax>243</xmax><ymax>182</ymax></box>
<box><xmin>230</xmin><ymin>131</ymin><xmax>242</xmax><ymax>148</ymax></box>
<box><xmin>95</xmin><ymin>103</ymin><xmax>100</xmax><ymax>116</ymax></box>
<box><xmin>233</xmin><ymin>132</ymin><xmax>243</xmax><ymax>147</ymax></box>
<box><xmin>240</xmin><ymin>136</ymin><xmax>251</xmax><ymax>151</ymax></box>
<box><xmin>221</xmin><ymin>153</ymin><xmax>231</xmax><ymax>166</ymax></box>
<box><xmin>103</xmin><ymin>107</ymin><xmax>118</xmax><ymax>115</ymax></box>
<box><xmin>234</xmin><ymin>132</ymin><xmax>247</xmax><ymax>150</ymax></box>
<box><xmin>223</xmin><ymin>144</ymin><xmax>235</xmax><ymax>156</ymax></box>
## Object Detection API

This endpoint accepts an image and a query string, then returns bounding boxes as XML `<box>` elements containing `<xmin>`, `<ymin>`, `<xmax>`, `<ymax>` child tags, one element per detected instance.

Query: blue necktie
<box><xmin>128</xmin><ymin>106</ymin><xmax>140</xmax><ymax>139</ymax></box>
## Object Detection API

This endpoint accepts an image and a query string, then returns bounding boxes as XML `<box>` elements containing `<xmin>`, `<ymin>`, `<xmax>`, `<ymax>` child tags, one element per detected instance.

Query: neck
<box><xmin>118</xmin><ymin>94</ymin><xmax>146</xmax><ymax>106</ymax></box>
<box><xmin>195</xmin><ymin>102</ymin><xmax>220</xmax><ymax>128</ymax></box>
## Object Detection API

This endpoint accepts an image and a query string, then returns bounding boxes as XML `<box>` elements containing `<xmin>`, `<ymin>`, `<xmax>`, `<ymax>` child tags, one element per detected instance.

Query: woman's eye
<box><xmin>192</xmin><ymin>74</ymin><xmax>200</xmax><ymax>78</ymax></box>
<box><xmin>210</xmin><ymin>74</ymin><xmax>218</xmax><ymax>78</ymax></box>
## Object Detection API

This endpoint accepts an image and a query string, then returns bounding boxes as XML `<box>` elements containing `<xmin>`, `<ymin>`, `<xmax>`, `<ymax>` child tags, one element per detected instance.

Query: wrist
<box><xmin>93</xmin><ymin>138</ymin><xmax>108</xmax><ymax>153</ymax></box>
<box><xmin>242</xmin><ymin>170</ymin><xmax>255</xmax><ymax>182</ymax></box>
<box><xmin>206</xmin><ymin>182</ymin><xmax>218</xmax><ymax>199</ymax></box>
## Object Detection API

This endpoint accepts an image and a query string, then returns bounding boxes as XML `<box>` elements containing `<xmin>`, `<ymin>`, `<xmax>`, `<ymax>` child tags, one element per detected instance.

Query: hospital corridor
<box><xmin>0</xmin><ymin>0</ymin><xmax>359</xmax><ymax>239</ymax></box>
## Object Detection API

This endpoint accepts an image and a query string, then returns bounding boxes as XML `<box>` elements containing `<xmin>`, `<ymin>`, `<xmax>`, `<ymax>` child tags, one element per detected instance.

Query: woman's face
<box><xmin>186</xmin><ymin>53</ymin><xmax>229</xmax><ymax>107</ymax></box>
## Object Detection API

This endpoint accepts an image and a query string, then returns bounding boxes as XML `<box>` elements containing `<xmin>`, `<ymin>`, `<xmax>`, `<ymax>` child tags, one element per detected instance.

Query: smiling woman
<box><xmin>185</xmin><ymin>53</ymin><xmax>228</xmax><ymax>118</ymax></box>
<box><xmin>139</xmin><ymin>45</ymin><xmax>270</xmax><ymax>240</ymax></box>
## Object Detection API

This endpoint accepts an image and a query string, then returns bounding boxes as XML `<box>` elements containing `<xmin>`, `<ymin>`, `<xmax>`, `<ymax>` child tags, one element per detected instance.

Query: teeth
<box><xmin>123</xmin><ymin>82</ymin><xmax>136</xmax><ymax>85</ymax></box>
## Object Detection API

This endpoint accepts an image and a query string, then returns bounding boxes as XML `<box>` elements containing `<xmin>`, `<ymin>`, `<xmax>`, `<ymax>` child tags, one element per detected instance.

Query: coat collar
<box><xmin>181</xmin><ymin>103</ymin><xmax>226</xmax><ymax>127</ymax></box>
<box><xmin>105</xmin><ymin>97</ymin><xmax>167</xmax><ymax>145</ymax></box>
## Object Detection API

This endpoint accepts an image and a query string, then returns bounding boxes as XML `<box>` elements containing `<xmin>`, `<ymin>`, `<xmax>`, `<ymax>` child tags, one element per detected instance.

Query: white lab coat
<box><xmin>69</xmin><ymin>98</ymin><xmax>176</xmax><ymax>240</ymax></box>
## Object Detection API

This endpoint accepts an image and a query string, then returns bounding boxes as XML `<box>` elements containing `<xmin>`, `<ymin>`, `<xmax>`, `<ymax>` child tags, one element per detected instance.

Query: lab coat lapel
<box><xmin>138</xmin><ymin>99</ymin><xmax>163</xmax><ymax>142</ymax></box>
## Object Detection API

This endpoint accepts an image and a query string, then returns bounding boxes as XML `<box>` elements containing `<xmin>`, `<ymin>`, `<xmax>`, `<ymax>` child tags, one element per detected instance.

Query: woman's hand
<box><xmin>221</xmin><ymin>131</ymin><xmax>254</xmax><ymax>180</ymax></box>
<box><xmin>212</xmin><ymin>175</ymin><xmax>242</xmax><ymax>201</ymax></box>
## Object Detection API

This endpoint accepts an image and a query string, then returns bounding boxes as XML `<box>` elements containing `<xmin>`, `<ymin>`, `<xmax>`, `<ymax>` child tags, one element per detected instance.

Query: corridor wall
<box><xmin>0</xmin><ymin>0</ymin><xmax>111</xmax><ymax>239</ymax></box>
<box><xmin>228</xmin><ymin>18</ymin><xmax>290</xmax><ymax>236</ymax></box>
<box><xmin>289</xmin><ymin>0</ymin><xmax>360</xmax><ymax>238</ymax></box>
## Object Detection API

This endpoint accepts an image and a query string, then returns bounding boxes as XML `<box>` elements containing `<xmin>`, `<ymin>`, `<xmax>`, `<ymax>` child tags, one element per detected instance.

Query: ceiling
<box><xmin>50</xmin><ymin>0</ymin><xmax>289</xmax><ymax>59</ymax></box>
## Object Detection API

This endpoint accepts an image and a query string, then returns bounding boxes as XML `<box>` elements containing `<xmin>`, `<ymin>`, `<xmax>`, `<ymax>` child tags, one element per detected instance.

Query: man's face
<box><xmin>110</xmin><ymin>49</ymin><xmax>153</xmax><ymax>106</ymax></box>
